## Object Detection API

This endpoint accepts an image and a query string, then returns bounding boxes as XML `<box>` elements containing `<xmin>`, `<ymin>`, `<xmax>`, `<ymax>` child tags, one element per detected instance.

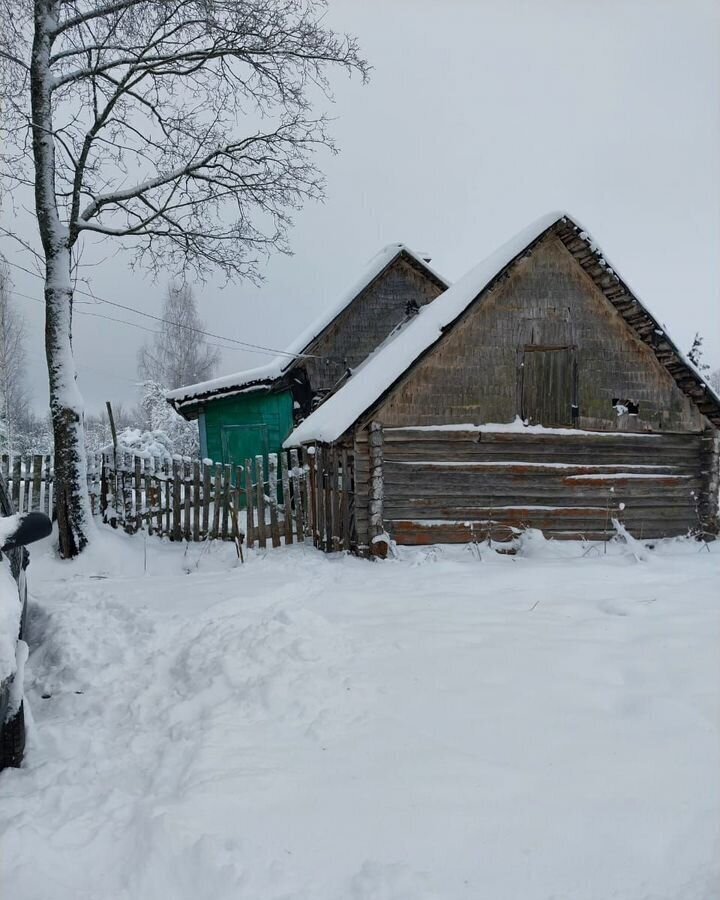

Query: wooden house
<box><xmin>285</xmin><ymin>213</ymin><xmax>720</xmax><ymax>551</ymax></box>
<box><xmin>166</xmin><ymin>245</ymin><xmax>448</xmax><ymax>468</ymax></box>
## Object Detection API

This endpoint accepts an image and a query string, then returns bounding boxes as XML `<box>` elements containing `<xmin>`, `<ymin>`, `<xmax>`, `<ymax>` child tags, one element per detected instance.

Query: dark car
<box><xmin>0</xmin><ymin>474</ymin><xmax>52</xmax><ymax>771</ymax></box>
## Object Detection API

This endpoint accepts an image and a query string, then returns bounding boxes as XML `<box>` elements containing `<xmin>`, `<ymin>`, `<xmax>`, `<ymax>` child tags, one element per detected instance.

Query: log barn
<box><xmin>166</xmin><ymin>244</ymin><xmax>447</xmax><ymax>469</ymax></box>
<box><xmin>285</xmin><ymin>213</ymin><xmax>720</xmax><ymax>551</ymax></box>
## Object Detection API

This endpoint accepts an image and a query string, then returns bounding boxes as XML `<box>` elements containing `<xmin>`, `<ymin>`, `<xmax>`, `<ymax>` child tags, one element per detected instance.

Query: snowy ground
<box><xmin>1</xmin><ymin>528</ymin><xmax>719</xmax><ymax>900</ymax></box>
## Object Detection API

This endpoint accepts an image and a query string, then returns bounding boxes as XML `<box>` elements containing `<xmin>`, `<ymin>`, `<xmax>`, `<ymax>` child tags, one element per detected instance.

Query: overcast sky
<box><xmin>3</xmin><ymin>0</ymin><xmax>719</xmax><ymax>415</ymax></box>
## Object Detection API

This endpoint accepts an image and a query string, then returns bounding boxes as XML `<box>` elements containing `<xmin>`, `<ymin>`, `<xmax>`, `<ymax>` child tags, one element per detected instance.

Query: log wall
<box><xmin>354</xmin><ymin>426</ymin><xmax>711</xmax><ymax>545</ymax></box>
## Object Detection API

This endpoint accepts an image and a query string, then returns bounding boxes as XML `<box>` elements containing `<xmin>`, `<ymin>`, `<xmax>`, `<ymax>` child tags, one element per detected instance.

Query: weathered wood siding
<box><xmin>301</xmin><ymin>256</ymin><xmax>445</xmax><ymax>397</ymax></box>
<box><xmin>355</xmin><ymin>427</ymin><xmax>707</xmax><ymax>544</ymax></box>
<box><xmin>372</xmin><ymin>235</ymin><xmax>706</xmax><ymax>433</ymax></box>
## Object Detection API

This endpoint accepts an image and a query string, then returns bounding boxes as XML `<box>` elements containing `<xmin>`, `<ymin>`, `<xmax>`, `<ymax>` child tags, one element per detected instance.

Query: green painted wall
<box><xmin>201</xmin><ymin>390</ymin><xmax>294</xmax><ymax>468</ymax></box>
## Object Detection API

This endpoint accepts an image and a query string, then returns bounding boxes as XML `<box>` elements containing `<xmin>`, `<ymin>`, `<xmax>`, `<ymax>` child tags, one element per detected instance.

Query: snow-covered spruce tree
<box><xmin>0</xmin><ymin>0</ymin><xmax>367</xmax><ymax>556</ymax></box>
<box><xmin>138</xmin><ymin>283</ymin><xmax>220</xmax><ymax>390</ymax></box>
<box><xmin>140</xmin><ymin>380</ymin><xmax>198</xmax><ymax>458</ymax></box>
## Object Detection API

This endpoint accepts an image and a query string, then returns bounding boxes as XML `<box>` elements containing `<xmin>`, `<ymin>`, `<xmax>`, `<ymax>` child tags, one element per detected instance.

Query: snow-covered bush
<box><xmin>107</xmin><ymin>427</ymin><xmax>175</xmax><ymax>460</ymax></box>
<box><xmin>139</xmin><ymin>381</ymin><xmax>199</xmax><ymax>458</ymax></box>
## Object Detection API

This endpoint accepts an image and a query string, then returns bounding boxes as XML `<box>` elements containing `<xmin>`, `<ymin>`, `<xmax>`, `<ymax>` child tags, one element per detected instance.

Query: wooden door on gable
<box><xmin>520</xmin><ymin>346</ymin><xmax>576</xmax><ymax>427</ymax></box>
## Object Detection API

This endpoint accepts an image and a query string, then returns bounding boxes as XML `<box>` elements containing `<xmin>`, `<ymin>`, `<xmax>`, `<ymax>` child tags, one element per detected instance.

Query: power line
<box><xmin>1</xmin><ymin>256</ymin><xmax>316</xmax><ymax>361</ymax></box>
<box><xmin>10</xmin><ymin>287</ymin><xmax>278</xmax><ymax>356</ymax></box>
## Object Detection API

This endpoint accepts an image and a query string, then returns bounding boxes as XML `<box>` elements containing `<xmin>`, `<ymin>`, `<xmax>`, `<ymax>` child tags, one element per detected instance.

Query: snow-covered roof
<box><xmin>167</xmin><ymin>243</ymin><xmax>448</xmax><ymax>410</ymax></box>
<box><xmin>285</xmin><ymin>212</ymin><xmax>720</xmax><ymax>446</ymax></box>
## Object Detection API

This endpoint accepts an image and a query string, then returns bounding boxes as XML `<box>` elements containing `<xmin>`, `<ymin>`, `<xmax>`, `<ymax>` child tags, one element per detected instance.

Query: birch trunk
<box><xmin>31</xmin><ymin>0</ymin><xmax>91</xmax><ymax>556</ymax></box>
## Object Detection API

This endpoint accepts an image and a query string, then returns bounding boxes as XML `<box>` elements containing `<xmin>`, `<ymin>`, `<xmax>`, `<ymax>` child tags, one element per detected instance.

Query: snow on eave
<box><xmin>284</xmin><ymin>211</ymin><xmax>568</xmax><ymax>447</ymax></box>
<box><xmin>166</xmin><ymin>244</ymin><xmax>449</xmax><ymax>411</ymax></box>
<box><xmin>166</xmin><ymin>359</ymin><xmax>287</xmax><ymax>411</ymax></box>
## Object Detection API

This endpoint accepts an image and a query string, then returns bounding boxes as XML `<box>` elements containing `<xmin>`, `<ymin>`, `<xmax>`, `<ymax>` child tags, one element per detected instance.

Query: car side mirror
<box><xmin>1</xmin><ymin>512</ymin><xmax>53</xmax><ymax>551</ymax></box>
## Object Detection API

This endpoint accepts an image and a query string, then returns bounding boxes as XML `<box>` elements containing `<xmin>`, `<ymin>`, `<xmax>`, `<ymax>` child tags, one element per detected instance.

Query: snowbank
<box><xmin>0</xmin><ymin>527</ymin><xmax>718</xmax><ymax>900</ymax></box>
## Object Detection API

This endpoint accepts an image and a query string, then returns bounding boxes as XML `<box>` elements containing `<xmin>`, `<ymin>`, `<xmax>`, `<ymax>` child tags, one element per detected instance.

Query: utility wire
<box><xmin>11</xmin><ymin>288</ymin><xmax>250</xmax><ymax>355</ymax></box>
<box><xmin>1</xmin><ymin>256</ymin><xmax>319</xmax><ymax>361</ymax></box>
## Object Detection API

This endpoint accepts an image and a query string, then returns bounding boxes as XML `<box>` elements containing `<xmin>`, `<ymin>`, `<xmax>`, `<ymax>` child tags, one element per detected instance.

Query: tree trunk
<box><xmin>45</xmin><ymin>250</ymin><xmax>92</xmax><ymax>557</ymax></box>
<box><xmin>31</xmin><ymin>0</ymin><xmax>91</xmax><ymax>556</ymax></box>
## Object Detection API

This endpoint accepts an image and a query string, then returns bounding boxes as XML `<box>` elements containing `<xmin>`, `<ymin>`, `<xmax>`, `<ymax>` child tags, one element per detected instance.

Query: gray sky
<box><xmin>4</xmin><ymin>0</ymin><xmax>720</xmax><ymax>414</ymax></box>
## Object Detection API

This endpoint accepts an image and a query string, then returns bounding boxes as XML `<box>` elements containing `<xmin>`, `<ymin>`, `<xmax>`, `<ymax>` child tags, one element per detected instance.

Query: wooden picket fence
<box><xmin>1</xmin><ymin>447</ymin><xmax>358</xmax><ymax>553</ymax></box>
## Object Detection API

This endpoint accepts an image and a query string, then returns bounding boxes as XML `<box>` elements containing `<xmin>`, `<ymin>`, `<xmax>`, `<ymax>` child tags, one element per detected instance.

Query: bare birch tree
<box><xmin>0</xmin><ymin>265</ymin><xmax>30</xmax><ymax>451</ymax></box>
<box><xmin>0</xmin><ymin>0</ymin><xmax>367</xmax><ymax>556</ymax></box>
<box><xmin>138</xmin><ymin>282</ymin><xmax>220</xmax><ymax>389</ymax></box>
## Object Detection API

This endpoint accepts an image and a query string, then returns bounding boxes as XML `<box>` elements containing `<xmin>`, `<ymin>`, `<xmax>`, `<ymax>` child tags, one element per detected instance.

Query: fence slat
<box><xmin>211</xmin><ymin>464</ymin><xmax>222</xmax><ymax>540</ymax></box>
<box><xmin>234</xmin><ymin>465</ymin><xmax>243</xmax><ymax>543</ymax></box>
<box><xmin>341</xmin><ymin>449</ymin><xmax>351</xmax><ymax>551</ymax></box>
<box><xmin>281</xmin><ymin>454</ymin><xmax>293</xmax><ymax>545</ymax></box>
<box><xmin>290</xmin><ymin>450</ymin><xmax>303</xmax><ymax>542</ymax></box>
<box><xmin>245</xmin><ymin>458</ymin><xmax>255</xmax><ymax>548</ymax></box>
<box><xmin>171</xmin><ymin>459</ymin><xmax>182</xmax><ymax>540</ymax></box>
<box><xmin>22</xmin><ymin>456</ymin><xmax>31</xmax><ymax>514</ymax></box>
<box><xmin>31</xmin><ymin>455</ymin><xmax>43</xmax><ymax>512</ymax></box>
<box><xmin>192</xmin><ymin>461</ymin><xmax>200</xmax><ymax>542</ymax></box>
<box><xmin>183</xmin><ymin>461</ymin><xmax>191</xmax><ymax>540</ymax></box>
<box><xmin>11</xmin><ymin>456</ymin><xmax>21</xmax><ymax>511</ymax></box>
<box><xmin>325</xmin><ymin>451</ymin><xmax>334</xmax><ymax>552</ymax></box>
<box><xmin>315</xmin><ymin>448</ymin><xmax>325</xmax><ymax>551</ymax></box>
<box><xmin>134</xmin><ymin>456</ymin><xmax>143</xmax><ymax>531</ymax></box>
<box><xmin>202</xmin><ymin>463</ymin><xmax>211</xmax><ymax>537</ymax></box>
<box><xmin>153</xmin><ymin>457</ymin><xmax>163</xmax><ymax>535</ymax></box>
<box><xmin>221</xmin><ymin>464</ymin><xmax>231</xmax><ymax>540</ymax></box>
<box><xmin>268</xmin><ymin>453</ymin><xmax>281</xmax><ymax>548</ymax></box>
<box><xmin>255</xmin><ymin>454</ymin><xmax>267</xmax><ymax>549</ymax></box>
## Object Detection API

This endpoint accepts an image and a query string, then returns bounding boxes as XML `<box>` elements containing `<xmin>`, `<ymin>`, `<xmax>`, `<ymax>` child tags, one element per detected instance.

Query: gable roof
<box><xmin>285</xmin><ymin>212</ymin><xmax>720</xmax><ymax>446</ymax></box>
<box><xmin>166</xmin><ymin>243</ymin><xmax>448</xmax><ymax>413</ymax></box>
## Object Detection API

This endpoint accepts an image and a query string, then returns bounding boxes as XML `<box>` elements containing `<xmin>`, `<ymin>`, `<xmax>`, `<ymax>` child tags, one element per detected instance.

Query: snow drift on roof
<box><xmin>167</xmin><ymin>243</ymin><xmax>448</xmax><ymax>406</ymax></box>
<box><xmin>284</xmin><ymin>212</ymin><xmax>567</xmax><ymax>446</ymax></box>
